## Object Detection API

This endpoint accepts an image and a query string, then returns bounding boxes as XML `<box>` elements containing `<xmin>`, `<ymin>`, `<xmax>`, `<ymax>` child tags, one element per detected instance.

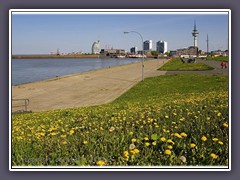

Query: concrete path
<box><xmin>12</xmin><ymin>59</ymin><xmax>168</xmax><ymax>112</ymax></box>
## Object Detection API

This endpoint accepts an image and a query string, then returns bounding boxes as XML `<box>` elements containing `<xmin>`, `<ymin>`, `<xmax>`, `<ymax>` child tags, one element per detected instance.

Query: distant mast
<box><xmin>207</xmin><ymin>34</ymin><xmax>209</xmax><ymax>56</ymax></box>
<box><xmin>192</xmin><ymin>20</ymin><xmax>199</xmax><ymax>48</ymax></box>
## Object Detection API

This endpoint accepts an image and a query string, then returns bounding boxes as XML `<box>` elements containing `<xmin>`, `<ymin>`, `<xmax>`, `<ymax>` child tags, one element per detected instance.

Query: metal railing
<box><xmin>12</xmin><ymin>99</ymin><xmax>30</xmax><ymax>112</ymax></box>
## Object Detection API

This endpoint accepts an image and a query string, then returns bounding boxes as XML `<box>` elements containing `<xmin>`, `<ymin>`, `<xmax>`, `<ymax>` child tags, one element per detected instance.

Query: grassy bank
<box><xmin>206</xmin><ymin>56</ymin><xmax>229</xmax><ymax>62</ymax></box>
<box><xmin>158</xmin><ymin>58</ymin><xmax>214</xmax><ymax>71</ymax></box>
<box><xmin>12</xmin><ymin>74</ymin><xmax>229</xmax><ymax>166</ymax></box>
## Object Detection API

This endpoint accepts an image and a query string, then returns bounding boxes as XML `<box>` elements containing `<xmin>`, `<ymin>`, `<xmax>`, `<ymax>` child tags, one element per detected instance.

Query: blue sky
<box><xmin>11</xmin><ymin>12</ymin><xmax>229</xmax><ymax>54</ymax></box>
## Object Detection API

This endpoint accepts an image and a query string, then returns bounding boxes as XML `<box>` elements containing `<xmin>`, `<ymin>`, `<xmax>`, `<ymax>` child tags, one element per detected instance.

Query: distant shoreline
<box><xmin>12</xmin><ymin>54</ymin><xmax>103</xmax><ymax>59</ymax></box>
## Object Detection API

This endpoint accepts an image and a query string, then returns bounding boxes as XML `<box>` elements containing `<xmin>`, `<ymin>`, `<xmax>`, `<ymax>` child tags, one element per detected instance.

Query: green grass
<box><xmin>206</xmin><ymin>56</ymin><xmax>229</xmax><ymax>62</ymax></box>
<box><xmin>158</xmin><ymin>58</ymin><xmax>214</xmax><ymax>71</ymax></box>
<box><xmin>12</xmin><ymin>74</ymin><xmax>229</xmax><ymax>166</ymax></box>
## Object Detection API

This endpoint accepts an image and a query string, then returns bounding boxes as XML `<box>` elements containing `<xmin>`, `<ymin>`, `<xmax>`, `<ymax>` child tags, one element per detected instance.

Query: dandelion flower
<box><xmin>179</xmin><ymin>156</ymin><xmax>186</xmax><ymax>163</ymax></box>
<box><xmin>217</xmin><ymin>112</ymin><xmax>222</xmax><ymax>117</ymax></box>
<box><xmin>145</xmin><ymin>142</ymin><xmax>150</xmax><ymax>147</ymax></box>
<box><xmin>190</xmin><ymin>143</ymin><xmax>196</xmax><ymax>148</ymax></box>
<box><xmin>131</xmin><ymin>149</ymin><xmax>140</xmax><ymax>154</ymax></box>
<box><xmin>207</xmin><ymin>117</ymin><xmax>210</xmax><ymax>121</ymax></box>
<box><xmin>129</xmin><ymin>131</ymin><xmax>133</xmax><ymax>135</ymax></box>
<box><xmin>109</xmin><ymin>127</ymin><xmax>115</xmax><ymax>132</ymax></box>
<box><xmin>69</xmin><ymin>129</ymin><xmax>74</xmax><ymax>135</ymax></box>
<box><xmin>152</xmin><ymin>141</ymin><xmax>157</xmax><ymax>146</ymax></box>
<box><xmin>129</xmin><ymin>143</ymin><xmax>136</xmax><ymax>150</ymax></box>
<box><xmin>165</xmin><ymin>149</ymin><xmax>171</xmax><ymax>155</ymax></box>
<box><xmin>218</xmin><ymin>141</ymin><xmax>224</xmax><ymax>145</ymax></box>
<box><xmin>144</xmin><ymin>137</ymin><xmax>149</xmax><ymax>141</ymax></box>
<box><xmin>212</xmin><ymin>138</ymin><xmax>218</xmax><ymax>142</ymax></box>
<box><xmin>83</xmin><ymin>140</ymin><xmax>88</xmax><ymax>145</ymax></box>
<box><xmin>223</xmin><ymin>123</ymin><xmax>228</xmax><ymax>128</ymax></box>
<box><xmin>174</xmin><ymin>133</ymin><xmax>182</xmax><ymax>138</ymax></box>
<box><xmin>168</xmin><ymin>145</ymin><xmax>173</xmax><ymax>149</ymax></box>
<box><xmin>97</xmin><ymin>160</ymin><xmax>105</xmax><ymax>166</ymax></box>
<box><xmin>131</xmin><ymin>138</ymin><xmax>137</xmax><ymax>143</ymax></box>
<box><xmin>62</xmin><ymin>141</ymin><xmax>67</xmax><ymax>145</ymax></box>
<box><xmin>160</xmin><ymin>137</ymin><xmax>166</xmax><ymax>142</ymax></box>
<box><xmin>167</xmin><ymin>139</ymin><xmax>175</xmax><ymax>144</ymax></box>
<box><xmin>165</xmin><ymin>115</ymin><xmax>169</xmax><ymax>119</ymax></box>
<box><xmin>123</xmin><ymin>151</ymin><xmax>129</xmax><ymax>157</ymax></box>
<box><xmin>201</xmin><ymin>136</ymin><xmax>207</xmax><ymax>141</ymax></box>
<box><xmin>180</xmin><ymin>132</ymin><xmax>187</xmax><ymax>137</ymax></box>
<box><xmin>210</xmin><ymin>153</ymin><xmax>218</xmax><ymax>159</ymax></box>
<box><xmin>60</xmin><ymin>134</ymin><xmax>66</xmax><ymax>138</ymax></box>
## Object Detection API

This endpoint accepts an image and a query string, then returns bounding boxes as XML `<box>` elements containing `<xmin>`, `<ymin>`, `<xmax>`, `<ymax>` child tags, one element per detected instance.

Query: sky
<box><xmin>11</xmin><ymin>11</ymin><xmax>229</xmax><ymax>55</ymax></box>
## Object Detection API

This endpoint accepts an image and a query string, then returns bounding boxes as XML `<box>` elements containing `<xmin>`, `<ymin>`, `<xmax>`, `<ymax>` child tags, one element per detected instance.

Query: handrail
<box><xmin>12</xmin><ymin>99</ymin><xmax>30</xmax><ymax>112</ymax></box>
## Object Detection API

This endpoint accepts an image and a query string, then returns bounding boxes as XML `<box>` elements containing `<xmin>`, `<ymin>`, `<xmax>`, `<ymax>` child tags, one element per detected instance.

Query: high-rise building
<box><xmin>143</xmin><ymin>40</ymin><xmax>153</xmax><ymax>51</ymax></box>
<box><xmin>92</xmin><ymin>40</ymin><xmax>100</xmax><ymax>54</ymax></box>
<box><xmin>156</xmin><ymin>40</ymin><xmax>168</xmax><ymax>54</ymax></box>
<box><xmin>130</xmin><ymin>47</ymin><xmax>138</xmax><ymax>54</ymax></box>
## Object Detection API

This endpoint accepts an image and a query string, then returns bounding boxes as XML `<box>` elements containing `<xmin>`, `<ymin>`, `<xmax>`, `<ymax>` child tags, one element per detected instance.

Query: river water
<box><xmin>12</xmin><ymin>58</ymin><xmax>145</xmax><ymax>85</ymax></box>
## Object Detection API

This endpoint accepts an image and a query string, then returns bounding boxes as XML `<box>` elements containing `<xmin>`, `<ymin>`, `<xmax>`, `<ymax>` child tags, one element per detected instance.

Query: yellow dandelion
<box><xmin>217</xmin><ymin>112</ymin><xmax>222</xmax><ymax>117</ymax></box>
<box><xmin>190</xmin><ymin>143</ymin><xmax>196</xmax><ymax>148</ymax></box>
<box><xmin>165</xmin><ymin>115</ymin><xmax>169</xmax><ymax>119</ymax></box>
<box><xmin>210</xmin><ymin>153</ymin><xmax>218</xmax><ymax>159</ymax></box>
<box><xmin>174</xmin><ymin>133</ymin><xmax>182</xmax><ymax>138</ymax></box>
<box><xmin>83</xmin><ymin>140</ymin><xmax>88</xmax><ymax>145</ymax></box>
<box><xmin>160</xmin><ymin>137</ymin><xmax>166</xmax><ymax>142</ymax></box>
<box><xmin>223</xmin><ymin>123</ymin><xmax>228</xmax><ymax>128</ymax></box>
<box><xmin>69</xmin><ymin>129</ymin><xmax>74</xmax><ymax>135</ymax></box>
<box><xmin>109</xmin><ymin>127</ymin><xmax>115</xmax><ymax>132</ymax></box>
<box><xmin>61</xmin><ymin>141</ymin><xmax>67</xmax><ymax>145</ymax></box>
<box><xmin>123</xmin><ymin>151</ymin><xmax>129</xmax><ymax>157</ymax></box>
<box><xmin>218</xmin><ymin>141</ymin><xmax>224</xmax><ymax>145</ymax></box>
<box><xmin>97</xmin><ymin>160</ymin><xmax>105</xmax><ymax>166</ymax></box>
<box><xmin>131</xmin><ymin>149</ymin><xmax>140</xmax><ymax>154</ymax></box>
<box><xmin>167</xmin><ymin>139</ymin><xmax>175</xmax><ymax>144</ymax></box>
<box><xmin>201</xmin><ymin>136</ymin><xmax>207</xmax><ymax>141</ymax></box>
<box><xmin>131</xmin><ymin>138</ymin><xmax>137</xmax><ymax>143</ymax></box>
<box><xmin>60</xmin><ymin>134</ymin><xmax>66</xmax><ymax>138</ymax></box>
<box><xmin>180</xmin><ymin>132</ymin><xmax>187</xmax><ymax>137</ymax></box>
<box><xmin>207</xmin><ymin>117</ymin><xmax>210</xmax><ymax>120</ymax></box>
<box><xmin>145</xmin><ymin>142</ymin><xmax>150</xmax><ymax>147</ymax></box>
<box><xmin>144</xmin><ymin>137</ymin><xmax>149</xmax><ymax>141</ymax></box>
<box><xmin>168</xmin><ymin>145</ymin><xmax>173</xmax><ymax>149</ymax></box>
<box><xmin>129</xmin><ymin>131</ymin><xmax>133</xmax><ymax>135</ymax></box>
<box><xmin>212</xmin><ymin>138</ymin><xmax>218</xmax><ymax>142</ymax></box>
<box><xmin>165</xmin><ymin>149</ymin><xmax>171</xmax><ymax>155</ymax></box>
<box><xmin>50</xmin><ymin>132</ymin><xmax>57</xmax><ymax>136</ymax></box>
<box><xmin>152</xmin><ymin>141</ymin><xmax>157</xmax><ymax>146</ymax></box>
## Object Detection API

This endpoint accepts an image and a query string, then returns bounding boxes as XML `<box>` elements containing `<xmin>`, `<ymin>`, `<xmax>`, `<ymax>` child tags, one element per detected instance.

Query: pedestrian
<box><xmin>220</xmin><ymin>61</ymin><xmax>225</xmax><ymax>69</ymax></box>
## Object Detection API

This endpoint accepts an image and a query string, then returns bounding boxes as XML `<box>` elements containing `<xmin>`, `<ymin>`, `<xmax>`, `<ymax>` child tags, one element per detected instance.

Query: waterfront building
<box><xmin>143</xmin><ymin>40</ymin><xmax>153</xmax><ymax>52</ymax></box>
<box><xmin>92</xmin><ymin>40</ymin><xmax>100</xmax><ymax>54</ymax></box>
<box><xmin>130</xmin><ymin>47</ymin><xmax>138</xmax><ymax>54</ymax></box>
<box><xmin>100</xmin><ymin>48</ymin><xmax>126</xmax><ymax>57</ymax></box>
<box><xmin>156</xmin><ymin>40</ymin><xmax>168</xmax><ymax>54</ymax></box>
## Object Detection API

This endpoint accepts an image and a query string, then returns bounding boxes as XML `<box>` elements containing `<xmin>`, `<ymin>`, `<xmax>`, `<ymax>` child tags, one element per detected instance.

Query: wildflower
<box><xmin>50</xmin><ymin>132</ymin><xmax>57</xmax><ymax>136</ymax></box>
<box><xmin>129</xmin><ymin>143</ymin><xmax>136</xmax><ymax>150</ymax></box>
<box><xmin>145</xmin><ymin>142</ymin><xmax>150</xmax><ymax>147</ymax></box>
<box><xmin>165</xmin><ymin>149</ymin><xmax>171</xmax><ymax>155</ymax></box>
<box><xmin>69</xmin><ymin>129</ymin><xmax>74</xmax><ymax>135</ymax></box>
<box><xmin>179</xmin><ymin>156</ymin><xmax>186</xmax><ymax>163</ymax></box>
<box><xmin>60</xmin><ymin>134</ymin><xmax>66</xmax><ymax>138</ymax></box>
<box><xmin>167</xmin><ymin>139</ymin><xmax>175</xmax><ymax>144</ymax></box>
<box><xmin>97</xmin><ymin>160</ymin><xmax>105</xmax><ymax>166</ymax></box>
<box><xmin>109</xmin><ymin>127</ymin><xmax>115</xmax><ymax>132</ymax></box>
<box><xmin>174</xmin><ymin>133</ymin><xmax>182</xmax><ymax>138</ymax></box>
<box><xmin>131</xmin><ymin>138</ymin><xmax>137</xmax><ymax>143</ymax></box>
<box><xmin>129</xmin><ymin>131</ymin><xmax>133</xmax><ymax>135</ymax></box>
<box><xmin>201</xmin><ymin>136</ymin><xmax>207</xmax><ymax>141</ymax></box>
<box><xmin>83</xmin><ymin>140</ymin><xmax>88</xmax><ymax>145</ymax></box>
<box><xmin>223</xmin><ymin>123</ymin><xmax>228</xmax><ymax>128</ymax></box>
<box><xmin>123</xmin><ymin>151</ymin><xmax>129</xmax><ymax>157</ymax></box>
<box><xmin>217</xmin><ymin>112</ymin><xmax>222</xmax><ymax>117</ymax></box>
<box><xmin>152</xmin><ymin>141</ymin><xmax>157</xmax><ymax>146</ymax></box>
<box><xmin>165</xmin><ymin>115</ymin><xmax>169</xmax><ymax>119</ymax></box>
<box><xmin>210</xmin><ymin>153</ymin><xmax>218</xmax><ymax>159</ymax></box>
<box><xmin>131</xmin><ymin>149</ymin><xmax>140</xmax><ymax>154</ymax></box>
<box><xmin>144</xmin><ymin>137</ymin><xmax>149</xmax><ymax>141</ymax></box>
<box><xmin>160</xmin><ymin>137</ymin><xmax>166</xmax><ymax>142</ymax></box>
<box><xmin>190</xmin><ymin>143</ymin><xmax>196</xmax><ymax>148</ymax></box>
<box><xmin>207</xmin><ymin>117</ymin><xmax>210</xmax><ymax>120</ymax></box>
<box><xmin>179</xmin><ymin>117</ymin><xmax>185</xmax><ymax>121</ymax></box>
<box><xmin>180</xmin><ymin>132</ymin><xmax>187</xmax><ymax>137</ymax></box>
<box><xmin>168</xmin><ymin>145</ymin><xmax>173</xmax><ymax>149</ymax></box>
<box><xmin>218</xmin><ymin>141</ymin><xmax>224</xmax><ymax>145</ymax></box>
<box><xmin>61</xmin><ymin>141</ymin><xmax>67</xmax><ymax>145</ymax></box>
<box><xmin>212</xmin><ymin>138</ymin><xmax>218</xmax><ymax>142</ymax></box>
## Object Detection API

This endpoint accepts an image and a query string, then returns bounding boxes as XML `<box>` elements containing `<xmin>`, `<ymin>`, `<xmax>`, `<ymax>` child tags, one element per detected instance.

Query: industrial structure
<box><xmin>192</xmin><ymin>21</ymin><xmax>199</xmax><ymax>48</ymax></box>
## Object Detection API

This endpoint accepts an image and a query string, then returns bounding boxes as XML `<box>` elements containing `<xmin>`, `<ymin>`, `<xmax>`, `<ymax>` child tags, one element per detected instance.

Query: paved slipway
<box><xmin>12</xmin><ymin>59</ymin><xmax>229</xmax><ymax>112</ymax></box>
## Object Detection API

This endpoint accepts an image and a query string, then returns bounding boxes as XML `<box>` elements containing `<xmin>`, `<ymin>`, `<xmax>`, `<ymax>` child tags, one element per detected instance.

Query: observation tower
<box><xmin>192</xmin><ymin>21</ymin><xmax>199</xmax><ymax>48</ymax></box>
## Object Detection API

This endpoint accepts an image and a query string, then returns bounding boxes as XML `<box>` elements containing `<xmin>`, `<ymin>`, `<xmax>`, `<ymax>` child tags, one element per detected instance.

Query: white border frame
<box><xmin>9</xmin><ymin>9</ymin><xmax>231</xmax><ymax>171</ymax></box>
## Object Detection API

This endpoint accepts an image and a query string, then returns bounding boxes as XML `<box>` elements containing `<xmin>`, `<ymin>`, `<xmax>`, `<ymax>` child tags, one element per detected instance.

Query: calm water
<box><xmin>12</xmin><ymin>58</ymin><xmax>145</xmax><ymax>85</ymax></box>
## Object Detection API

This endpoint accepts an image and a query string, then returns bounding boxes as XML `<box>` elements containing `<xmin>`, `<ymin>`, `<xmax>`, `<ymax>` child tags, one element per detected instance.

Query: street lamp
<box><xmin>124</xmin><ymin>31</ymin><xmax>144</xmax><ymax>81</ymax></box>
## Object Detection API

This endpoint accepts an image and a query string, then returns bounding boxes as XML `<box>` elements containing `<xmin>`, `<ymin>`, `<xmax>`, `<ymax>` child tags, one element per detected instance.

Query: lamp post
<box><xmin>124</xmin><ymin>31</ymin><xmax>144</xmax><ymax>81</ymax></box>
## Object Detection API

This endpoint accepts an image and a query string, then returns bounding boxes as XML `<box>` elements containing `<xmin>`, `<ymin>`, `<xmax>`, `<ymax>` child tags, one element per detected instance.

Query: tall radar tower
<box><xmin>192</xmin><ymin>21</ymin><xmax>199</xmax><ymax>48</ymax></box>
